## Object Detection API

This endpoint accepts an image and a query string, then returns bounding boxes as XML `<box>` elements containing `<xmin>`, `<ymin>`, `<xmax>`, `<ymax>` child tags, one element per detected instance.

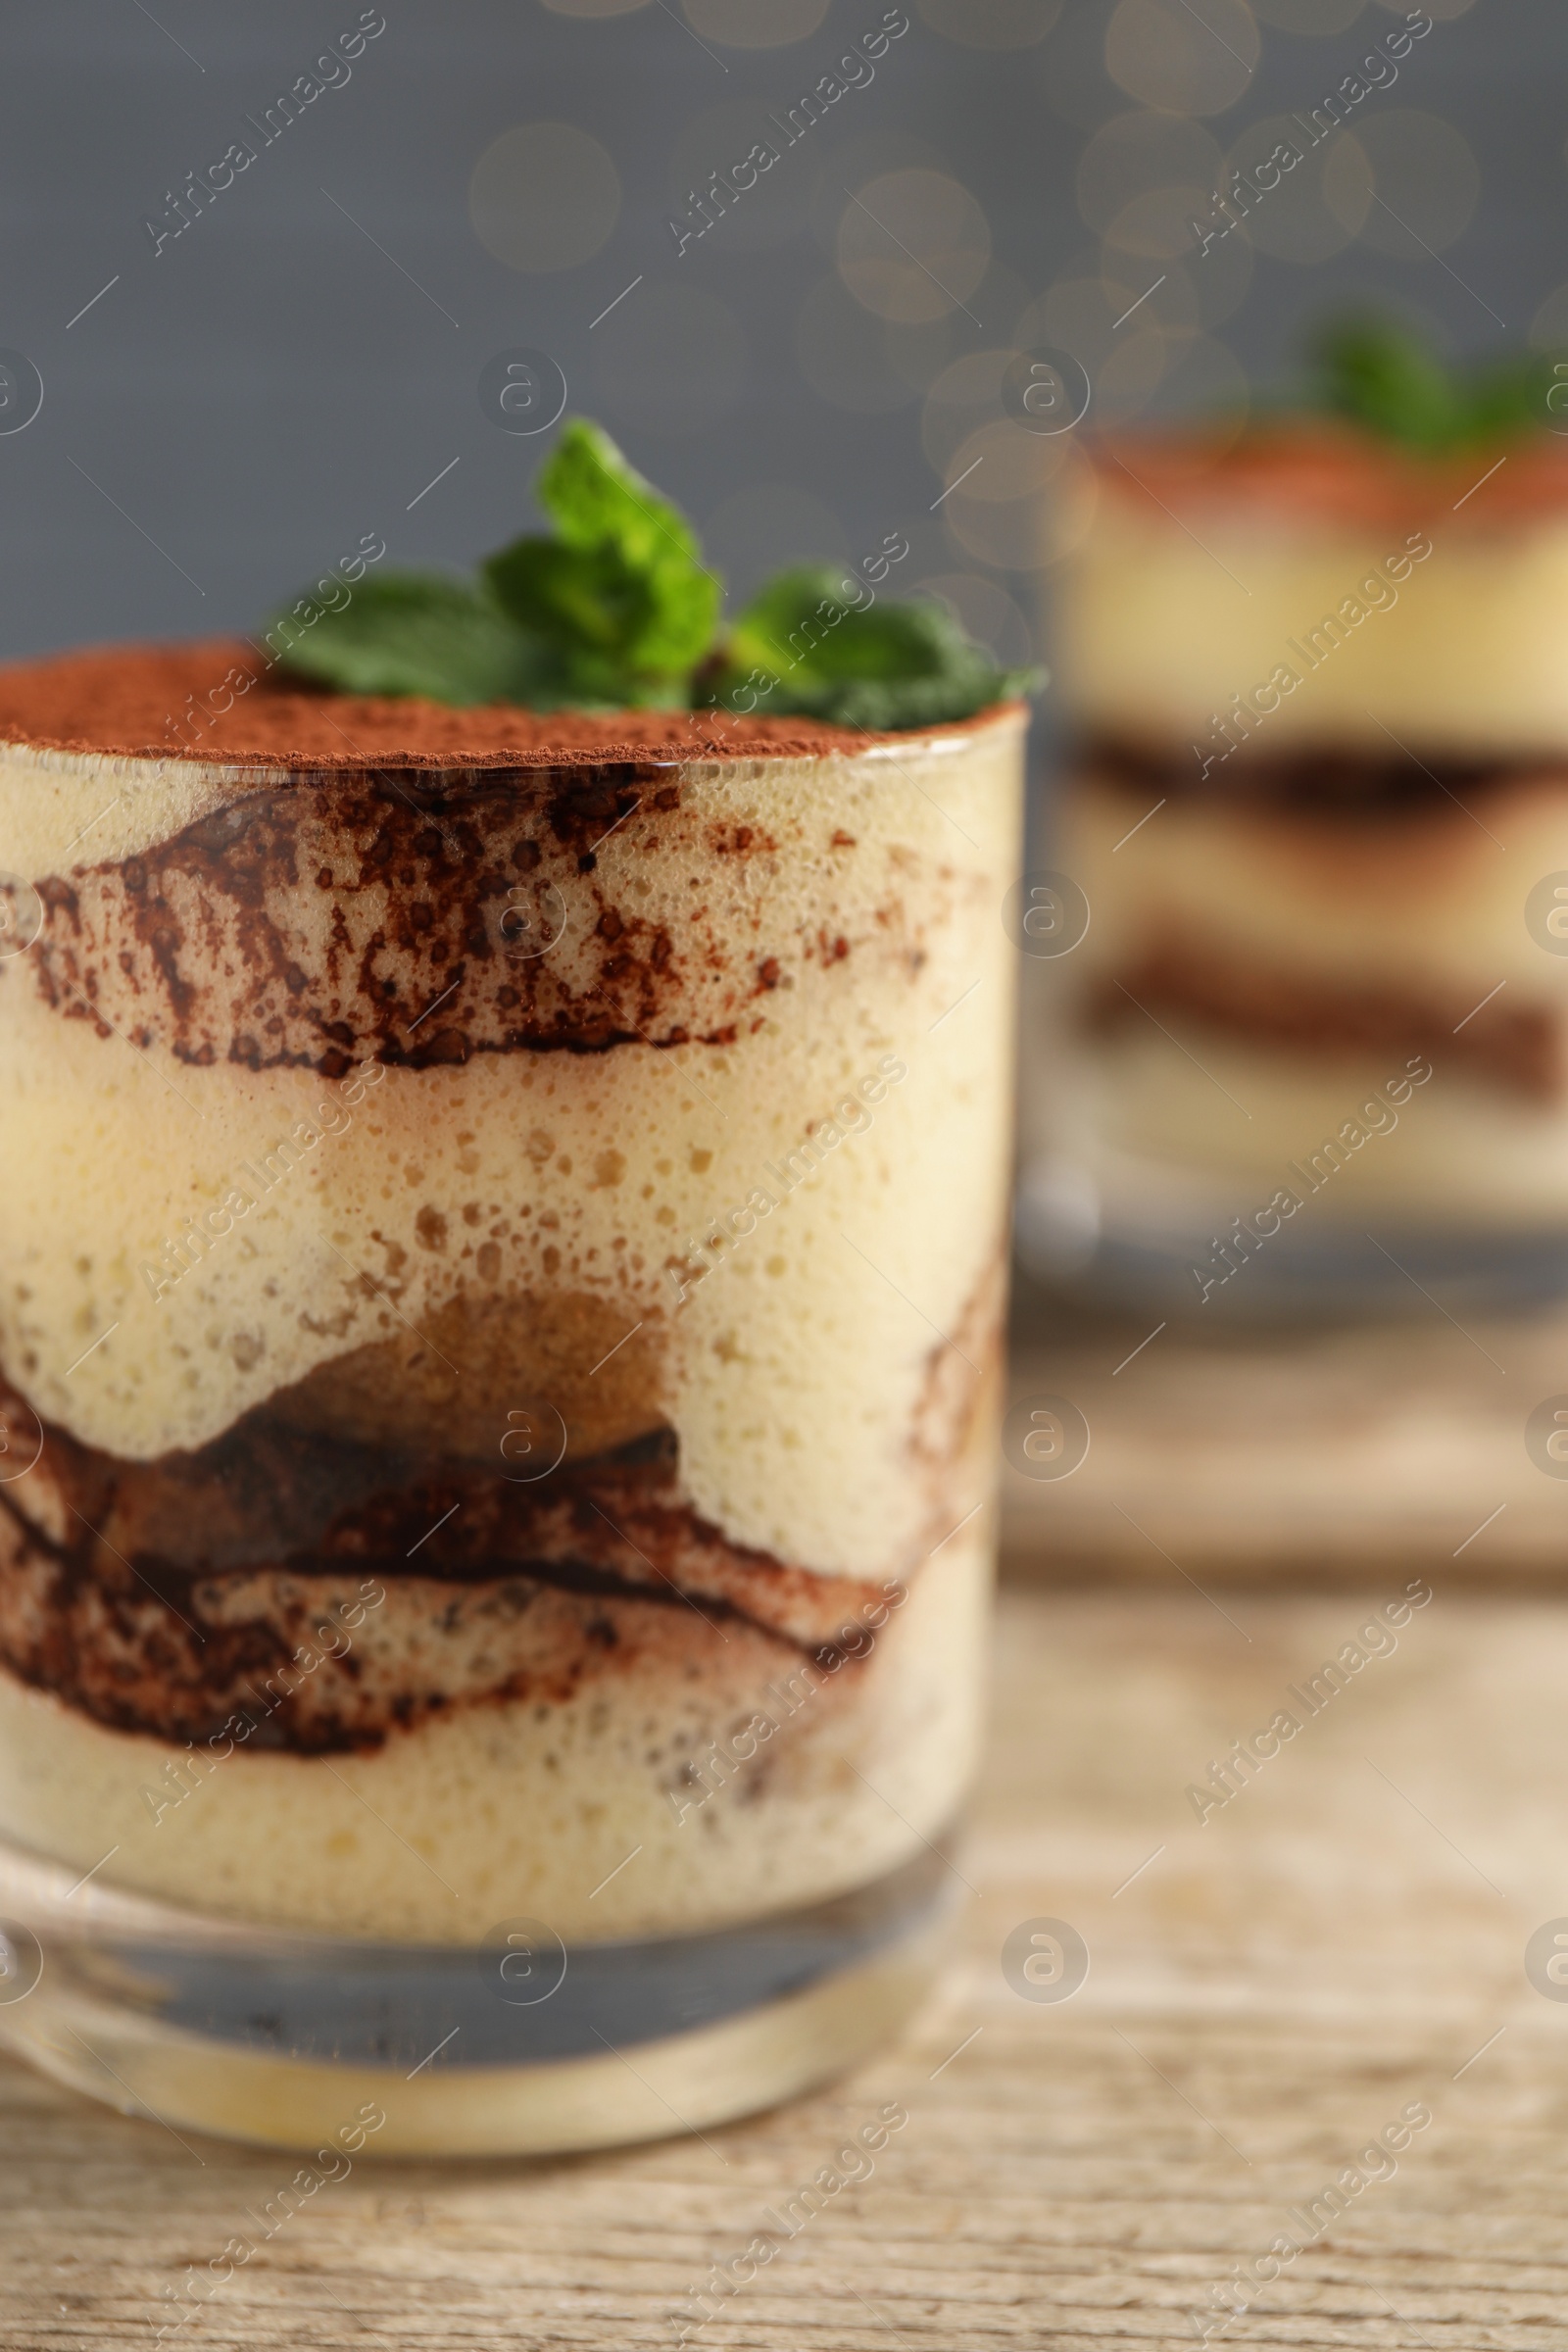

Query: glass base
<box><xmin>1017</xmin><ymin>1151</ymin><xmax>1568</xmax><ymax>1321</ymax></box>
<box><xmin>0</xmin><ymin>1832</ymin><xmax>955</xmax><ymax>2156</ymax></box>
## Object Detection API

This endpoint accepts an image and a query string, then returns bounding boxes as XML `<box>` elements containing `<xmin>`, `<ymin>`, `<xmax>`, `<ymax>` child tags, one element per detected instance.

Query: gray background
<box><xmin>0</xmin><ymin>0</ymin><xmax>1555</xmax><ymax>667</ymax></box>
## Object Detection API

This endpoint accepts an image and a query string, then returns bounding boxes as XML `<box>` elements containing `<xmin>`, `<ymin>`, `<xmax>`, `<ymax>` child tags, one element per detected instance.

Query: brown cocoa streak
<box><xmin>10</xmin><ymin>757</ymin><xmax>893</xmax><ymax>1071</ymax></box>
<box><xmin>0</xmin><ymin>1386</ymin><xmax>886</xmax><ymax>1754</ymax></box>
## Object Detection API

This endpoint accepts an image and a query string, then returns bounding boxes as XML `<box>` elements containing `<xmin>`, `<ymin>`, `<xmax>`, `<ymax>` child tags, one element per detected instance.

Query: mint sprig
<box><xmin>481</xmin><ymin>421</ymin><xmax>719</xmax><ymax>707</ymax></box>
<box><xmin>1311</xmin><ymin>318</ymin><xmax>1561</xmax><ymax>456</ymax></box>
<box><xmin>267</xmin><ymin>419</ymin><xmax>1038</xmax><ymax>730</ymax></box>
<box><xmin>715</xmin><ymin>564</ymin><xmax>1040</xmax><ymax>731</ymax></box>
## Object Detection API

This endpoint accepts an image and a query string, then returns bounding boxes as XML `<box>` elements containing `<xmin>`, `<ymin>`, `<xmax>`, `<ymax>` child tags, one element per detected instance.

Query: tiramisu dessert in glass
<box><xmin>1020</xmin><ymin>322</ymin><xmax>1568</xmax><ymax>1313</ymax></box>
<box><xmin>0</xmin><ymin>424</ymin><xmax>1031</xmax><ymax>2152</ymax></box>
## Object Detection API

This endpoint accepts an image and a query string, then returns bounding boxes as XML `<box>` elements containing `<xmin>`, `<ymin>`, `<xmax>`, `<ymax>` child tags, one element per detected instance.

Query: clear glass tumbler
<box><xmin>0</xmin><ymin>644</ymin><xmax>1024</xmax><ymax>2154</ymax></box>
<box><xmin>1018</xmin><ymin>423</ymin><xmax>1568</xmax><ymax>1318</ymax></box>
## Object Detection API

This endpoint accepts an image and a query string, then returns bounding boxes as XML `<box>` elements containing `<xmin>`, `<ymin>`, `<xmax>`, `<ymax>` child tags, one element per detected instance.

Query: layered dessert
<box><xmin>1028</xmin><ymin>331</ymin><xmax>1568</xmax><ymax>1287</ymax></box>
<box><xmin>0</xmin><ymin>643</ymin><xmax>1024</xmax><ymax>1943</ymax></box>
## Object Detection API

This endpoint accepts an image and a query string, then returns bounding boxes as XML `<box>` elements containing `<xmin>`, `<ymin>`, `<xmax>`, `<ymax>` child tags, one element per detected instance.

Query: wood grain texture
<box><xmin>4</xmin><ymin>1582</ymin><xmax>1566</xmax><ymax>2349</ymax></box>
<box><xmin>1002</xmin><ymin>1302</ymin><xmax>1568</xmax><ymax>1580</ymax></box>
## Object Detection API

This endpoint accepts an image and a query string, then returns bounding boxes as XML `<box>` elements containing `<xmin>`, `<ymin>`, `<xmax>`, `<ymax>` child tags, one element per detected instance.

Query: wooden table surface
<box><xmin>1002</xmin><ymin>1290</ymin><xmax>1568</xmax><ymax>1581</ymax></box>
<box><xmin>7</xmin><ymin>1577</ymin><xmax>1568</xmax><ymax>2350</ymax></box>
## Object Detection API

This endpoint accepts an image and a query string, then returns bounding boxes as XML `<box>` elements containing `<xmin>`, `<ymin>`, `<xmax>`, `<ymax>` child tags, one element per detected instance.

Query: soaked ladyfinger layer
<box><xmin>0</xmin><ymin>1502</ymin><xmax>990</xmax><ymax>1942</ymax></box>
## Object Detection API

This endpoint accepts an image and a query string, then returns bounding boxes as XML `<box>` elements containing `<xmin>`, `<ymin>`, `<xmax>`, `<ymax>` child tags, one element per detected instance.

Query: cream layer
<box><xmin>1059</xmin><ymin>769</ymin><xmax>1568</xmax><ymax>1009</ymax></box>
<box><xmin>1039</xmin><ymin>1027</ymin><xmax>1568</xmax><ymax>1223</ymax></box>
<box><xmin>1060</xmin><ymin>503</ymin><xmax>1568</xmax><ymax>754</ymax></box>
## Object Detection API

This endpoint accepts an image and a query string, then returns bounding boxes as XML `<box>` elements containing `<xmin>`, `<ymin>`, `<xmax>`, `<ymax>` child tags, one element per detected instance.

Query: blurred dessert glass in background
<box><xmin>1018</xmin><ymin>325</ymin><xmax>1568</xmax><ymax>1316</ymax></box>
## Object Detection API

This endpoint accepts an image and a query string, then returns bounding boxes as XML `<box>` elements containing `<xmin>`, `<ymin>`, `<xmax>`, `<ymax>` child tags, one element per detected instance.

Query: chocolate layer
<box><xmin>1081</xmin><ymin>733</ymin><xmax>1566</xmax><ymax>813</ymax></box>
<box><xmin>0</xmin><ymin>1379</ymin><xmax>893</xmax><ymax>1753</ymax></box>
<box><xmin>24</xmin><ymin>768</ymin><xmax>765</xmax><ymax>1070</ymax></box>
<box><xmin>1096</xmin><ymin>938</ymin><xmax>1557</xmax><ymax>1098</ymax></box>
<box><xmin>8</xmin><ymin>763</ymin><xmax>942</xmax><ymax>1074</ymax></box>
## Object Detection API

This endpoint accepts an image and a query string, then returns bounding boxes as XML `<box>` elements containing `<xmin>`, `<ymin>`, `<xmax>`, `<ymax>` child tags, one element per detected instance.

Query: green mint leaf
<box><xmin>1464</xmin><ymin>352</ymin><xmax>1560</xmax><ymax>445</ymax></box>
<box><xmin>269</xmin><ymin>572</ymin><xmax>549</xmax><ymax>707</ymax></box>
<box><xmin>1313</xmin><ymin>318</ymin><xmax>1465</xmax><ymax>453</ymax></box>
<box><xmin>480</xmin><ymin>540</ymin><xmax>688</xmax><ymax>709</ymax></box>
<box><xmin>1311</xmin><ymin>317</ymin><xmax>1560</xmax><ymax>454</ymax></box>
<box><xmin>482</xmin><ymin>418</ymin><xmax>719</xmax><ymax>696</ymax></box>
<box><xmin>715</xmin><ymin>565</ymin><xmax>1041</xmax><ymax>730</ymax></box>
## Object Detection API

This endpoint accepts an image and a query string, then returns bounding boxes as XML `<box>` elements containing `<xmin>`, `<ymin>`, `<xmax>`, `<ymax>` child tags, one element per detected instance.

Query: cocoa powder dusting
<box><xmin>0</xmin><ymin>639</ymin><xmax>1014</xmax><ymax>770</ymax></box>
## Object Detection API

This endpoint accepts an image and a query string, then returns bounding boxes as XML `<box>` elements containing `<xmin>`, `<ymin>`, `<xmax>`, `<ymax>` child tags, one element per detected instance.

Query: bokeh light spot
<box><xmin>1530</xmin><ymin>284</ymin><xmax>1568</xmax><ymax>352</ymax></box>
<box><xmin>1016</xmin><ymin>274</ymin><xmax>1176</xmax><ymax>426</ymax></box>
<box><xmin>683</xmin><ymin>0</ymin><xmax>829</xmax><ymax>46</ymax></box>
<box><xmin>838</xmin><ymin>170</ymin><xmax>991</xmax><ymax>325</ymax></box>
<box><xmin>915</xmin><ymin>0</ymin><xmax>1063</xmax><ymax>47</ymax></box>
<box><xmin>1216</xmin><ymin>114</ymin><xmax>1369</xmax><ymax>264</ymax></box>
<box><xmin>468</xmin><ymin>122</ymin><xmax>620</xmax><ymax>272</ymax></box>
<box><xmin>940</xmin><ymin>425</ymin><xmax>1097</xmax><ymax>572</ymax></box>
<box><xmin>1077</xmin><ymin>112</ymin><xmax>1224</xmax><ymax>240</ymax></box>
<box><xmin>1253</xmin><ymin>0</ymin><xmax>1365</xmax><ymax>29</ymax></box>
<box><xmin>1346</xmin><ymin>111</ymin><xmax>1480</xmax><ymax>258</ymax></box>
<box><xmin>922</xmin><ymin>349</ymin><xmax>1017</xmax><ymax>477</ymax></box>
<box><xmin>1104</xmin><ymin>0</ymin><xmax>1260</xmax><ymax>118</ymax></box>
